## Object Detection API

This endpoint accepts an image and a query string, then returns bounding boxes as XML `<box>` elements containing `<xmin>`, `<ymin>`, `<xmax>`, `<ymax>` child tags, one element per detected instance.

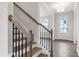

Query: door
<box><xmin>54</xmin><ymin>11</ymin><xmax>74</xmax><ymax>41</ymax></box>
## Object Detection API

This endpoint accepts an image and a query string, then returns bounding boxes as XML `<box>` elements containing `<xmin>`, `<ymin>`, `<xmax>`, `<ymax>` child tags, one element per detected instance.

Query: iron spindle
<box><xmin>18</xmin><ymin>30</ymin><xmax>20</xmax><ymax>57</ymax></box>
<box><xmin>25</xmin><ymin>38</ymin><xmax>27</xmax><ymax>57</ymax></box>
<box><xmin>15</xmin><ymin>26</ymin><xmax>18</xmax><ymax>57</ymax></box>
<box><xmin>22</xmin><ymin>34</ymin><xmax>23</xmax><ymax>57</ymax></box>
<box><xmin>50</xmin><ymin>29</ymin><xmax>53</xmax><ymax>57</ymax></box>
<box><xmin>12</xmin><ymin>23</ymin><xmax>15</xmax><ymax>57</ymax></box>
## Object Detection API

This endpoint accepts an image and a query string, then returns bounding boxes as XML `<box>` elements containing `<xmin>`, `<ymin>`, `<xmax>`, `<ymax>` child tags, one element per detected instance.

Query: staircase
<box><xmin>8</xmin><ymin>2</ymin><xmax>53</xmax><ymax>57</ymax></box>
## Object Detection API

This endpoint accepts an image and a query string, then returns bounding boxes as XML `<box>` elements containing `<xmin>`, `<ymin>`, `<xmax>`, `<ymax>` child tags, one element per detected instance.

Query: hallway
<box><xmin>53</xmin><ymin>40</ymin><xmax>78</xmax><ymax>57</ymax></box>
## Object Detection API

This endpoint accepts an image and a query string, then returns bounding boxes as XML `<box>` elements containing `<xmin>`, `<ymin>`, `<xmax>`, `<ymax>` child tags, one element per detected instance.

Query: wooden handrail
<box><xmin>14</xmin><ymin>2</ymin><xmax>51</xmax><ymax>33</ymax></box>
<box><xmin>39</xmin><ymin>23</ymin><xmax>51</xmax><ymax>33</ymax></box>
<box><xmin>14</xmin><ymin>2</ymin><xmax>39</xmax><ymax>25</ymax></box>
<box><xmin>9</xmin><ymin>15</ymin><xmax>31</xmax><ymax>38</ymax></box>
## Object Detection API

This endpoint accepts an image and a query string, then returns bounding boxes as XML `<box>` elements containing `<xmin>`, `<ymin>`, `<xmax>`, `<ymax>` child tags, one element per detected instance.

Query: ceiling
<box><xmin>45</xmin><ymin>2</ymin><xmax>74</xmax><ymax>13</ymax></box>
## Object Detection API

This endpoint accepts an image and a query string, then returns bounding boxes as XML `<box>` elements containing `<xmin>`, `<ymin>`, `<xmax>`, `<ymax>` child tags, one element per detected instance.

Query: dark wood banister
<box><xmin>14</xmin><ymin>2</ymin><xmax>51</xmax><ymax>33</ymax></box>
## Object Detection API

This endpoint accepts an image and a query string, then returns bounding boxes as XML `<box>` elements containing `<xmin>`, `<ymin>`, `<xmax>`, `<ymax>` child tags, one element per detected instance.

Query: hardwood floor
<box><xmin>53</xmin><ymin>39</ymin><xmax>78</xmax><ymax>57</ymax></box>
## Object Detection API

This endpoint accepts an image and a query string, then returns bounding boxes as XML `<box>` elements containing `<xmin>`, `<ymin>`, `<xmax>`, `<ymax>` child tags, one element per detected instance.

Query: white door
<box><xmin>54</xmin><ymin>11</ymin><xmax>74</xmax><ymax>41</ymax></box>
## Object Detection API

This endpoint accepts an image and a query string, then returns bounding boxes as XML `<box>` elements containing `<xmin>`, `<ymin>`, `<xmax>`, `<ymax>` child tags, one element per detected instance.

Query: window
<box><xmin>40</xmin><ymin>16</ymin><xmax>48</xmax><ymax>28</ymax></box>
<box><xmin>60</xmin><ymin>16</ymin><xmax>67</xmax><ymax>33</ymax></box>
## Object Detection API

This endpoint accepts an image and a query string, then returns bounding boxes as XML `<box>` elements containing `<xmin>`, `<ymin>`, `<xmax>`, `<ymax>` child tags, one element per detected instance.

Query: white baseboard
<box><xmin>54</xmin><ymin>39</ymin><xmax>73</xmax><ymax>42</ymax></box>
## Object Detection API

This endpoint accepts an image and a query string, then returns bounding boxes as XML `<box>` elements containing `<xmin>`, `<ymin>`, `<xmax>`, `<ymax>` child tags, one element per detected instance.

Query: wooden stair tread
<box><xmin>14</xmin><ymin>42</ymin><xmax>36</xmax><ymax>52</ymax></box>
<box><xmin>38</xmin><ymin>53</ymin><xmax>48</xmax><ymax>57</ymax></box>
<box><xmin>24</xmin><ymin>47</ymin><xmax>41</xmax><ymax>57</ymax></box>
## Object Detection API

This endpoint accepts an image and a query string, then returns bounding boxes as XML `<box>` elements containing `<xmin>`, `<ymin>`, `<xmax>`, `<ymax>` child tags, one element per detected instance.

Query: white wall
<box><xmin>0</xmin><ymin>2</ymin><xmax>8</xmax><ymax>57</ymax></box>
<box><xmin>39</xmin><ymin>3</ymin><xmax>50</xmax><ymax>17</ymax></box>
<box><xmin>76</xmin><ymin>3</ymin><xmax>79</xmax><ymax>56</ymax></box>
<box><xmin>8</xmin><ymin>2</ymin><xmax>14</xmax><ymax>56</ymax></box>
<box><xmin>14</xmin><ymin>2</ymin><xmax>39</xmax><ymax>42</ymax></box>
<box><xmin>73</xmin><ymin>3</ymin><xmax>77</xmax><ymax>44</ymax></box>
<box><xmin>54</xmin><ymin>11</ymin><xmax>74</xmax><ymax>41</ymax></box>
